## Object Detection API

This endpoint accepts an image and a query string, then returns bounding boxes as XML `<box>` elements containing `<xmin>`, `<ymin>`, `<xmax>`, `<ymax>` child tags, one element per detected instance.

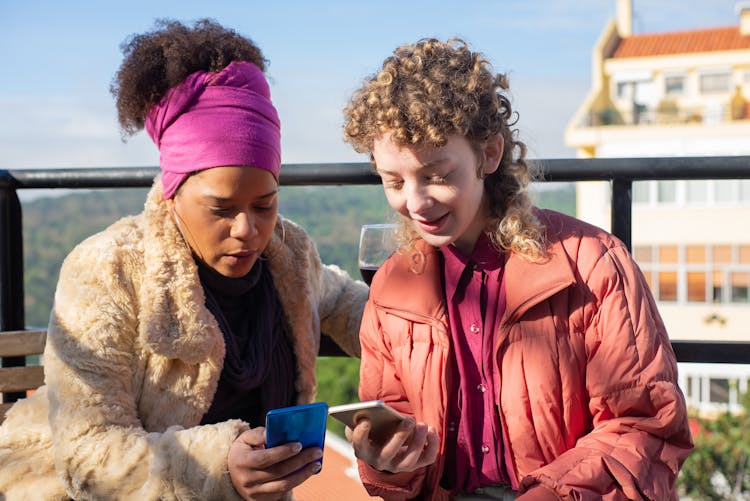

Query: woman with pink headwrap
<box><xmin>0</xmin><ymin>19</ymin><xmax>368</xmax><ymax>501</ymax></box>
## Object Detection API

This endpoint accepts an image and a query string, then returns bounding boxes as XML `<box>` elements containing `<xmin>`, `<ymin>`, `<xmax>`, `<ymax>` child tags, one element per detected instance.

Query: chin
<box><xmin>419</xmin><ymin>233</ymin><xmax>456</xmax><ymax>249</ymax></box>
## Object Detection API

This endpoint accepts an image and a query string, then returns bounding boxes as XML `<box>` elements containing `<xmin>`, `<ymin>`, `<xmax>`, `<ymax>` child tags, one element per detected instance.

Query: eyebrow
<box><xmin>201</xmin><ymin>190</ymin><xmax>278</xmax><ymax>203</ymax></box>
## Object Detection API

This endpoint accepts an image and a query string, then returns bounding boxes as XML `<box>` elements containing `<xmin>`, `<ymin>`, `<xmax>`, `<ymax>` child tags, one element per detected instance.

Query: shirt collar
<box><xmin>441</xmin><ymin>233</ymin><xmax>505</xmax><ymax>302</ymax></box>
<box><xmin>441</xmin><ymin>232</ymin><xmax>504</xmax><ymax>272</ymax></box>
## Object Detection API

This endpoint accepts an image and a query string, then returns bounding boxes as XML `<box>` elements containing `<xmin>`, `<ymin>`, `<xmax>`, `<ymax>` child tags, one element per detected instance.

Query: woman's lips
<box><xmin>415</xmin><ymin>213</ymin><xmax>448</xmax><ymax>232</ymax></box>
<box><xmin>224</xmin><ymin>250</ymin><xmax>258</xmax><ymax>266</ymax></box>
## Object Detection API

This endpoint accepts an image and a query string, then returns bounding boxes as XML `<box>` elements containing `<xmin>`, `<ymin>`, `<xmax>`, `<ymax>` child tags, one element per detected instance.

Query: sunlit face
<box><xmin>372</xmin><ymin>134</ymin><xmax>503</xmax><ymax>254</ymax></box>
<box><xmin>168</xmin><ymin>166</ymin><xmax>279</xmax><ymax>278</ymax></box>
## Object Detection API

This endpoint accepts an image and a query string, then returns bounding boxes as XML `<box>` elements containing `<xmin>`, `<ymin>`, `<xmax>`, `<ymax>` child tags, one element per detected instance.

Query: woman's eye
<box><xmin>430</xmin><ymin>176</ymin><xmax>447</xmax><ymax>184</ymax></box>
<box><xmin>210</xmin><ymin>207</ymin><xmax>234</xmax><ymax>217</ymax></box>
<box><xmin>384</xmin><ymin>180</ymin><xmax>403</xmax><ymax>190</ymax></box>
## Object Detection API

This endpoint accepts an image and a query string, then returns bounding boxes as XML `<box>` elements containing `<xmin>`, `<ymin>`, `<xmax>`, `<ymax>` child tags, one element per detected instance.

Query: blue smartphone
<box><xmin>265</xmin><ymin>402</ymin><xmax>328</xmax><ymax>469</ymax></box>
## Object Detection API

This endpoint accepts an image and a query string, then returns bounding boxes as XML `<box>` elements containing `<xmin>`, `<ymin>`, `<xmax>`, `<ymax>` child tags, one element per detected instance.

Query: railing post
<box><xmin>611</xmin><ymin>178</ymin><xmax>632</xmax><ymax>251</ymax></box>
<box><xmin>0</xmin><ymin>180</ymin><xmax>26</xmax><ymax>403</ymax></box>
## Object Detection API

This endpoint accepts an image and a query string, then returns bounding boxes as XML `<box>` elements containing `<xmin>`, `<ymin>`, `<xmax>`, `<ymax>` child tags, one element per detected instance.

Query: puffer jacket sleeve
<box><xmin>356</xmin><ymin>299</ymin><xmax>428</xmax><ymax>500</ymax></box>
<box><xmin>44</xmin><ymin>240</ymin><xmax>248</xmax><ymax>501</ymax></box>
<box><xmin>520</xmin><ymin>244</ymin><xmax>693</xmax><ymax>500</ymax></box>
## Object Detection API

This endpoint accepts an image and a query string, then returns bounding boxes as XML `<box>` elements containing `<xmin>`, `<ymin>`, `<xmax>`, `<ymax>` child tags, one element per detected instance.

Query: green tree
<box><xmin>679</xmin><ymin>392</ymin><xmax>750</xmax><ymax>500</ymax></box>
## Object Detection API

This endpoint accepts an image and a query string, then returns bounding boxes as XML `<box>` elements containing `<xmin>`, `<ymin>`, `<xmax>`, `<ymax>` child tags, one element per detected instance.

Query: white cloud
<box><xmin>0</xmin><ymin>96</ymin><xmax>158</xmax><ymax>169</ymax></box>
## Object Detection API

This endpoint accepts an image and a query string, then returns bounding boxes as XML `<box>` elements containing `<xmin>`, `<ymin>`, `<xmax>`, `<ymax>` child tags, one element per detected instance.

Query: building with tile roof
<box><xmin>566</xmin><ymin>0</ymin><xmax>750</xmax><ymax>416</ymax></box>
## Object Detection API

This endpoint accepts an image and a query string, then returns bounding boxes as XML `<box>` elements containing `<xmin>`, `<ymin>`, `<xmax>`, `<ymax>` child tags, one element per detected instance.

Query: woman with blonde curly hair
<box><xmin>343</xmin><ymin>38</ymin><xmax>691</xmax><ymax>500</ymax></box>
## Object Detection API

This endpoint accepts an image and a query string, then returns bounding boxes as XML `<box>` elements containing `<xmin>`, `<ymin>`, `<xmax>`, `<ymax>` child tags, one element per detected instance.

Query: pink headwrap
<box><xmin>145</xmin><ymin>61</ymin><xmax>281</xmax><ymax>199</ymax></box>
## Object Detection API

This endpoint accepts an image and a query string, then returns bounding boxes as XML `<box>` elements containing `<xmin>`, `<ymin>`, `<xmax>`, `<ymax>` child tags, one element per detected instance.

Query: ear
<box><xmin>480</xmin><ymin>133</ymin><xmax>504</xmax><ymax>177</ymax></box>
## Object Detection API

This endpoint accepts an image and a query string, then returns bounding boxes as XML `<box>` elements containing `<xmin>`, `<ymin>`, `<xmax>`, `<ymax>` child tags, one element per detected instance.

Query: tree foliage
<box><xmin>679</xmin><ymin>392</ymin><xmax>750</xmax><ymax>500</ymax></box>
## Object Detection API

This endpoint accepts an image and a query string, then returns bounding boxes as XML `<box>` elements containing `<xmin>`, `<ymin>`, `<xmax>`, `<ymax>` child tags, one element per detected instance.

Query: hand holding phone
<box><xmin>333</xmin><ymin>400</ymin><xmax>440</xmax><ymax>474</ymax></box>
<box><xmin>328</xmin><ymin>400</ymin><xmax>405</xmax><ymax>444</ymax></box>
<box><xmin>265</xmin><ymin>402</ymin><xmax>328</xmax><ymax>470</ymax></box>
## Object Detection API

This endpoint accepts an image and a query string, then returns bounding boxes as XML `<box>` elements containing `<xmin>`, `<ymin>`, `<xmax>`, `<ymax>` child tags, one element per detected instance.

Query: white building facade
<box><xmin>566</xmin><ymin>0</ymin><xmax>750</xmax><ymax>416</ymax></box>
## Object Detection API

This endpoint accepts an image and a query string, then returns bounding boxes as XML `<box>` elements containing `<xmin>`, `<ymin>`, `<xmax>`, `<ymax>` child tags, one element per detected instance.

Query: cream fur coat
<box><xmin>0</xmin><ymin>181</ymin><xmax>368</xmax><ymax>500</ymax></box>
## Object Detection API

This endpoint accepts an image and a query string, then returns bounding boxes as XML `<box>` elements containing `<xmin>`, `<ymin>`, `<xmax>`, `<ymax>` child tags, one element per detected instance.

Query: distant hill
<box><xmin>21</xmin><ymin>182</ymin><xmax>575</xmax><ymax>327</ymax></box>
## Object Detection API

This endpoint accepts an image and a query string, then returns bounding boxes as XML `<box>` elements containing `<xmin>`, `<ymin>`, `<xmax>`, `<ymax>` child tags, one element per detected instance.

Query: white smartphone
<box><xmin>328</xmin><ymin>400</ymin><xmax>405</xmax><ymax>444</ymax></box>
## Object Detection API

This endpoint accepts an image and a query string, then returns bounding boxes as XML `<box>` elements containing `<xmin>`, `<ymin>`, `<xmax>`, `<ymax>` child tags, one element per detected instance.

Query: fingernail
<box><xmin>292</xmin><ymin>442</ymin><xmax>303</xmax><ymax>453</ymax></box>
<box><xmin>312</xmin><ymin>461</ymin><xmax>322</xmax><ymax>474</ymax></box>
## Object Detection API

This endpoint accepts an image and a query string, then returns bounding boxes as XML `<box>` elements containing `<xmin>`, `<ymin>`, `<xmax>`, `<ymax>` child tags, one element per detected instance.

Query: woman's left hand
<box><xmin>227</xmin><ymin>427</ymin><xmax>322</xmax><ymax>501</ymax></box>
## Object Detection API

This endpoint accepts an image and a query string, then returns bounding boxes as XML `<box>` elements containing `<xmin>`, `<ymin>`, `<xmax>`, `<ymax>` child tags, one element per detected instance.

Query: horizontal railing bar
<box><xmin>2</xmin><ymin>155</ymin><xmax>749</xmax><ymax>189</ymax></box>
<box><xmin>671</xmin><ymin>341</ymin><xmax>750</xmax><ymax>365</ymax></box>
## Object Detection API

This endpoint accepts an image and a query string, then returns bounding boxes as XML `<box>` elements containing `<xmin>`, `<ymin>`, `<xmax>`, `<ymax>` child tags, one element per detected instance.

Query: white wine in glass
<box><xmin>358</xmin><ymin>224</ymin><xmax>398</xmax><ymax>285</ymax></box>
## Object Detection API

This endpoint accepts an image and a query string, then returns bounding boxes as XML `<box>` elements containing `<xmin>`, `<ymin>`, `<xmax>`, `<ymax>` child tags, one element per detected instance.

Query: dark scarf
<box><xmin>198</xmin><ymin>259</ymin><xmax>296</xmax><ymax>426</ymax></box>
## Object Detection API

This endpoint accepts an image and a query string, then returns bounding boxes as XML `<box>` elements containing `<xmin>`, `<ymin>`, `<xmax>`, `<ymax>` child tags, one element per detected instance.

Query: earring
<box><xmin>260</xmin><ymin>219</ymin><xmax>286</xmax><ymax>261</ymax></box>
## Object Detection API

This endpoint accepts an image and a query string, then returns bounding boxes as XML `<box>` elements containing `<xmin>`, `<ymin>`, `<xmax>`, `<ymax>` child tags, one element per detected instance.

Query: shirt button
<box><xmin>481</xmin><ymin>444</ymin><xmax>490</xmax><ymax>454</ymax></box>
<box><xmin>448</xmin><ymin>421</ymin><xmax>457</xmax><ymax>432</ymax></box>
<box><xmin>469</xmin><ymin>323</ymin><xmax>480</xmax><ymax>333</ymax></box>
<box><xmin>477</xmin><ymin>383</ymin><xmax>486</xmax><ymax>393</ymax></box>
<box><xmin>475</xmin><ymin>488</ymin><xmax>485</xmax><ymax>495</ymax></box>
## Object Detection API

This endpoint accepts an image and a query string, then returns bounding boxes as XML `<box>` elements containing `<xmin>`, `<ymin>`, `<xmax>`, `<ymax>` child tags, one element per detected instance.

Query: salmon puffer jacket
<box><xmin>357</xmin><ymin>209</ymin><xmax>693</xmax><ymax>501</ymax></box>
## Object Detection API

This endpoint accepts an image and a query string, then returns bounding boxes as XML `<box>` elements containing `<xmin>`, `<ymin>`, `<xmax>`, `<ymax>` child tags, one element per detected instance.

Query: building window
<box><xmin>665</xmin><ymin>75</ymin><xmax>685</xmax><ymax>95</ymax></box>
<box><xmin>657</xmin><ymin>180</ymin><xmax>677</xmax><ymax>203</ymax></box>
<box><xmin>687</xmin><ymin>272</ymin><xmax>707</xmax><ymax>302</ymax></box>
<box><xmin>715</xmin><ymin>180</ymin><xmax>735</xmax><ymax>203</ymax></box>
<box><xmin>634</xmin><ymin>180</ymin><xmax>750</xmax><ymax>206</ymax></box>
<box><xmin>731</xmin><ymin>272</ymin><xmax>750</xmax><ymax>302</ymax></box>
<box><xmin>699</xmin><ymin>71</ymin><xmax>731</xmax><ymax>94</ymax></box>
<box><xmin>686</xmin><ymin>180</ymin><xmax>708</xmax><ymax>203</ymax></box>
<box><xmin>616</xmin><ymin>81</ymin><xmax>632</xmax><ymax>99</ymax></box>
<box><xmin>709</xmin><ymin>378</ymin><xmax>730</xmax><ymax>404</ymax></box>
<box><xmin>658</xmin><ymin>271</ymin><xmax>678</xmax><ymax>301</ymax></box>
<box><xmin>634</xmin><ymin>244</ymin><xmax>750</xmax><ymax>304</ymax></box>
<box><xmin>633</xmin><ymin>181</ymin><xmax>650</xmax><ymax>204</ymax></box>
<box><xmin>713</xmin><ymin>270</ymin><xmax>724</xmax><ymax>302</ymax></box>
<box><xmin>740</xmin><ymin>245</ymin><xmax>750</xmax><ymax>264</ymax></box>
<box><xmin>741</xmin><ymin>180</ymin><xmax>750</xmax><ymax>202</ymax></box>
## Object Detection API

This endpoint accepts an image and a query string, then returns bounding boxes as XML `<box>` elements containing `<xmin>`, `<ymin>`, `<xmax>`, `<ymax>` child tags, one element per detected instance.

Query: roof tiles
<box><xmin>613</xmin><ymin>26</ymin><xmax>750</xmax><ymax>58</ymax></box>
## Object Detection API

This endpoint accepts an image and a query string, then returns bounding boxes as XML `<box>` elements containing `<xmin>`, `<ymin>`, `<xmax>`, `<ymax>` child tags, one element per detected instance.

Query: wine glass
<box><xmin>358</xmin><ymin>223</ymin><xmax>398</xmax><ymax>285</ymax></box>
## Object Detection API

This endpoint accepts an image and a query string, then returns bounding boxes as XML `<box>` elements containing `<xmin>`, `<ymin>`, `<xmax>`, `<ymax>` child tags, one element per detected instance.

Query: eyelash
<box><xmin>210</xmin><ymin>204</ymin><xmax>275</xmax><ymax>217</ymax></box>
<box><xmin>384</xmin><ymin>175</ymin><xmax>447</xmax><ymax>190</ymax></box>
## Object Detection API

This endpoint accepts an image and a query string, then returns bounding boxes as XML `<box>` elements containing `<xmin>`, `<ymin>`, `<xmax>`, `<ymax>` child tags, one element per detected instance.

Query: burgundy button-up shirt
<box><xmin>441</xmin><ymin>234</ymin><xmax>509</xmax><ymax>493</ymax></box>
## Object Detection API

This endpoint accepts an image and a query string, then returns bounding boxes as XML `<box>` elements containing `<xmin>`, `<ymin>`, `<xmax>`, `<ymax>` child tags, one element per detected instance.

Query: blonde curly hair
<box><xmin>343</xmin><ymin>38</ymin><xmax>547</xmax><ymax>261</ymax></box>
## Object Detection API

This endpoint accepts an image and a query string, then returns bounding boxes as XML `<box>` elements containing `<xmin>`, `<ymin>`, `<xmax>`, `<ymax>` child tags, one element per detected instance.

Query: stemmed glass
<box><xmin>358</xmin><ymin>223</ymin><xmax>399</xmax><ymax>285</ymax></box>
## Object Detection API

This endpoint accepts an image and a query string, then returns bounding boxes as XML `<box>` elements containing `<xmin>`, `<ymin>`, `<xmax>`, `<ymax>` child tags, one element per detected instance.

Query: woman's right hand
<box><xmin>227</xmin><ymin>427</ymin><xmax>322</xmax><ymax>501</ymax></box>
<box><xmin>345</xmin><ymin>417</ymin><xmax>439</xmax><ymax>474</ymax></box>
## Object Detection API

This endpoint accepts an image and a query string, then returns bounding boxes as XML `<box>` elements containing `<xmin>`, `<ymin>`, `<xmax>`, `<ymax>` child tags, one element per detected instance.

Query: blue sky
<box><xmin>0</xmin><ymin>0</ymin><xmax>742</xmax><ymax>169</ymax></box>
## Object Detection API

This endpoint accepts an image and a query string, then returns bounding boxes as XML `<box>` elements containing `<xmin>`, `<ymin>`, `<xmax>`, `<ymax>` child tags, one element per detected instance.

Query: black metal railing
<box><xmin>2</xmin><ymin>156</ymin><xmax>750</xmax><ymax>399</ymax></box>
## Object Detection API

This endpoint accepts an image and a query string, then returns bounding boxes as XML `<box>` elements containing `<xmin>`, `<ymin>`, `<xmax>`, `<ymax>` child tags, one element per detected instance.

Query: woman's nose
<box><xmin>230</xmin><ymin>211</ymin><xmax>257</xmax><ymax>240</ymax></box>
<box><xmin>405</xmin><ymin>184</ymin><xmax>434</xmax><ymax>215</ymax></box>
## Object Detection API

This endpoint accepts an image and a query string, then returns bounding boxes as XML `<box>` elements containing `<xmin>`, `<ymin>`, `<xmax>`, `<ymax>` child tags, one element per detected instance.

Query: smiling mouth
<box><xmin>415</xmin><ymin>213</ymin><xmax>448</xmax><ymax>230</ymax></box>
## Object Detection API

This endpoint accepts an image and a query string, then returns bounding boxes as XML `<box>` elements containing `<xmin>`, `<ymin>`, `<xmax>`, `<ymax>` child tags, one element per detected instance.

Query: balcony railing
<box><xmin>584</xmin><ymin>101</ymin><xmax>750</xmax><ymax>127</ymax></box>
<box><xmin>2</xmin><ymin>157</ymin><xmax>750</xmax><ymax>403</ymax></box>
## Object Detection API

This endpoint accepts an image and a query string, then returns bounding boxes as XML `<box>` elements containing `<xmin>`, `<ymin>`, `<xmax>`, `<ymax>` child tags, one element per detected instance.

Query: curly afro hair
<box><xmin>111</xmin><ymin>18</ymin><xmax>266</xmax><ymax>136</ymax></box>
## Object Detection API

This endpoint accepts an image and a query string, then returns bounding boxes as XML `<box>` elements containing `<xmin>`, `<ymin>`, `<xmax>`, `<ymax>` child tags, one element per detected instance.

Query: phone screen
<box><xmin>265</xmin><ymin>402</ymin><xmax>328</xmax><ymax>467</ymax></box>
